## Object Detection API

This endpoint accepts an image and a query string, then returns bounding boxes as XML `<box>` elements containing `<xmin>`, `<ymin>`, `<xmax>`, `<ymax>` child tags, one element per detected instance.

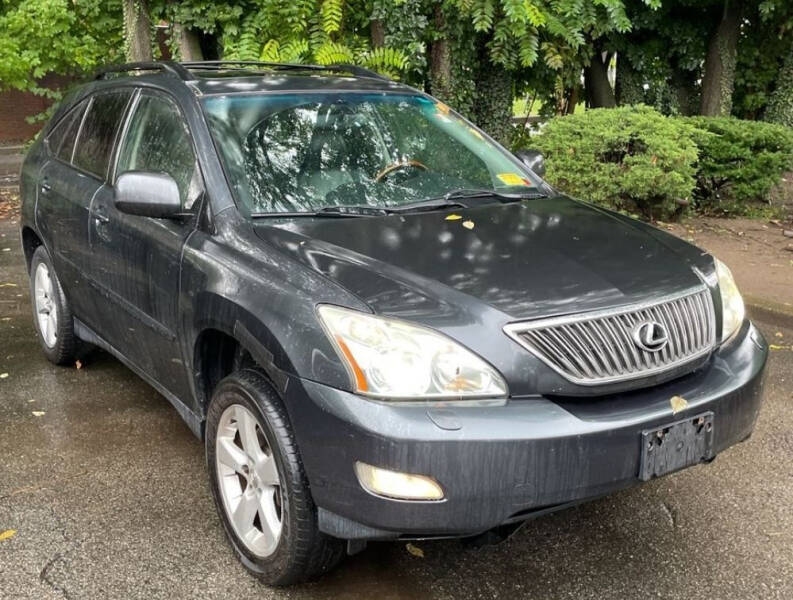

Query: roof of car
<box><xmin>93</xmin><ymin>61</ymin><xmax>414</xmax><ymax>97</ymax></box>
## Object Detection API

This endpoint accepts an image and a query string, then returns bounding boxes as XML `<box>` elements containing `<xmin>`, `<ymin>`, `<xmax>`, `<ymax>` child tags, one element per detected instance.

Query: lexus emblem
<box><xmin>632</xmin><ymin>321</ymin><xmax>668</xmax><ymax>352</ymax></box>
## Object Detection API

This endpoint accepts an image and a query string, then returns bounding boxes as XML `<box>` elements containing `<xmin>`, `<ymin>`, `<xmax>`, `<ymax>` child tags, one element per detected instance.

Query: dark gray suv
<box><xmin>19</xmin><ymin>61</ymin><xmax>767</xmax><ymax>585</ymax></box>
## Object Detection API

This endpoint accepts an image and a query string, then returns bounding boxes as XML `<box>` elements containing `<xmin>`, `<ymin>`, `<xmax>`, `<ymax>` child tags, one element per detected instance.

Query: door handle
<box><xmin>40</xmin><ymin>180</ymin><xmax>52</xmax><ymax>195</ymax></box>
<box><xmin>94</xmin><ymin>213</ymin><xmax>110</xmax><ymax>224</ymax></box>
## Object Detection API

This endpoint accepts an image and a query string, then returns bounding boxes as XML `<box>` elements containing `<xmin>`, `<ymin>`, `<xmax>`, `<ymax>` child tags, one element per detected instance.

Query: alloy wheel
<box><xmin>215</xmin><ymin>404</ymin><xmax>283</xmax><ymax>557</ymax></box>
<box><xmin>34</xmin><ymin>262</ymin><xmax>58</xmax><ymax>348</ymax></box>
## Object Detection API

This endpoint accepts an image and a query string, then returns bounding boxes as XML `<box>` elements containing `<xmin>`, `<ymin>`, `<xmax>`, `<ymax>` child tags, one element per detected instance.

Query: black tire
<box><xmin>28</xmin><ymin>245</ymin><xmax>78</xmax><ymax>365</ymax></box>
<box><xmin>205</xmin><ymin>368</ymin><xmax>345</xmax><ymax>585</ymax></box>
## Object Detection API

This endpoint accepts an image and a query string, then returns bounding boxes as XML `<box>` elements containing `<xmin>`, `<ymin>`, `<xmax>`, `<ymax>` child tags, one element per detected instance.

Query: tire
<box><xmin>205</xmin><ymin>368</ymin><xmax>345</xmax><ymax>585</ymax></box>
<box><xmin>29</xmin><ymin>245</ymin><xmax>78</xmax><ymax>365</ymax></box>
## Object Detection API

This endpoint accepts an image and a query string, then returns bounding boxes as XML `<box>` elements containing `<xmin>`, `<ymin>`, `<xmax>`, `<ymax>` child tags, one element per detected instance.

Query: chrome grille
<box><xmin>504</xmin><ymin>288</ymin><xmax>716</xmax><ymax>386</ymax></box>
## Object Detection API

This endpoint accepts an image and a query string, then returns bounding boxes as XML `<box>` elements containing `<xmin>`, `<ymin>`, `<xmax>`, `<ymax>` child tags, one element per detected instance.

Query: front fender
<box><xmin>180</xmin><ymin>216</ymin><xmax>368</xmax><ymax>414</ymax></box>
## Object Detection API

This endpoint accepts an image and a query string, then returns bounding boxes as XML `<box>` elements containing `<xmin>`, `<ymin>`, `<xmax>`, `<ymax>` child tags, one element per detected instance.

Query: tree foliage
<box><xmin>2</xmin><ymin>0</ymin><xmax>793</xmax><ymax>159</ymax></box>
<box><xmin>0</xmin><ymin>0</ymin><xmax>123</xmax><ymax>96</ymax></box>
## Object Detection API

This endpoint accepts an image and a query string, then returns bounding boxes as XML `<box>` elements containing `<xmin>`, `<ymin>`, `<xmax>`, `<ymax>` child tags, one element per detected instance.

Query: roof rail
<box><xmin>180</xmin><ymin>60</ymin><xmax>391</xmax><ymax>81</ymax></box>
<box><xmin>94</xmin><ymin>61</ymin><xmax>193</xmax><ymax>81</ymax></box>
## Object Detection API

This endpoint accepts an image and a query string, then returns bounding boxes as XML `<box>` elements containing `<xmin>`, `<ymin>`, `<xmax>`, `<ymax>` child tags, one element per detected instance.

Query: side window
<box><xmin>47</xmin><ymin>101</ymin><xmax>87</xmax><ymax>163</ymax></box>
<box><xmin>116</xmin><ymin>93</ymin><xmax>201</xmax><ymax>210</ymax></box>
<box><xmin>73</xmin><ymin>90</ymin><xmax>132</xmax><ymax>178</ymax></box>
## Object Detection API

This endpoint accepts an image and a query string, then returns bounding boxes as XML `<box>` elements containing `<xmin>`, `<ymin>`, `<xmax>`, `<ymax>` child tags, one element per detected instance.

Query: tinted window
<box><xmin>73</xmin><ymin>90</ymin><xmax>132</xmax><ymax>178</ymax></box>
<box><xmin>116</xmin><ymin>93</ymin><xmax>200</xmax><ymax>209</ymax></box>
<box><xmin>47</xmin><ymin>101</ymin><xmax>87</xmax><ymax>162</ymax></box>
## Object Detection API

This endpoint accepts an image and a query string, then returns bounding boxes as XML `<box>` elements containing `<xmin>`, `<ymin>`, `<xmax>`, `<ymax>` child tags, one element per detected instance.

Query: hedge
<box><xmin>518</xmin><ymin>105</ymin><xmax>793</xmax><ymax>220</ymax></box>
<box><xmin>684</xmin><ymin>116</ymin><xmax>793</xmax><ymax>214</ymax></box>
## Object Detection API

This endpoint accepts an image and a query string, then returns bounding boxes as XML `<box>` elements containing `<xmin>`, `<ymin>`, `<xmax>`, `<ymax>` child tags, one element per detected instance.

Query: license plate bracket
<box><xmin>639</xmin><ymin>412</ymin><xmax>715</xmax><ymax>481</ymax></box>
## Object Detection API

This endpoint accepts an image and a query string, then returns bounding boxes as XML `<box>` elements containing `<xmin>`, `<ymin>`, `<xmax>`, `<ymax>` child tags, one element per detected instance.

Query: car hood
<box><xmin>253</xmin><ymin>195</ymin><xmax>707</xmax><ymax>322</ymax></box>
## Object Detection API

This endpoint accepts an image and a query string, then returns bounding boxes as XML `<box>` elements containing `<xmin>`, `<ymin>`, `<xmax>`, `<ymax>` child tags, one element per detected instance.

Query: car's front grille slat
<box><xmin>505</xmin><ymin>288</ymin><xmax>717</xmax><ymax>386</ymax></box>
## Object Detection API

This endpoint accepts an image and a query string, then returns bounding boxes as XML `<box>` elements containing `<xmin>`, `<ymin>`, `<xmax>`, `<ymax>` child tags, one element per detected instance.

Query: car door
<box><xmin>36</xmin><ymin>91</ymin><xmax>133</xmax><ymax>319</ymax></box>
<box><xmin>87</xmin><ymin>89</ymin><xmax>203</xmax><ymax>400</ymax></box>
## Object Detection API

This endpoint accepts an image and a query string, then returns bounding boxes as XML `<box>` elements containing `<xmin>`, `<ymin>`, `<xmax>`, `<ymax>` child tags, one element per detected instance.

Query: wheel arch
<box><xmin>190</xmin><ymin>296</ymin><xmax>294</xmax><ymax>420</ymax></box>
<box><xmin>21</xmin><ymin>226</ymin><xmax>44</xmax><ymax>273</ymax></box>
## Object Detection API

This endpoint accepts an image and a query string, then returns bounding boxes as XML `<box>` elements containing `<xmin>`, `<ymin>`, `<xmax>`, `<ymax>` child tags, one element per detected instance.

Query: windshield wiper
<box><xmin>381</xmin><ymin>199</ymin><xmax>468</xmax><ymax>214</ymax></box>
<box><xmin>252</xmin><ymin>202</ymin><xmax>468</xmax><ymax>218</ymax></box>
<box><xmin>250</xmin><ymin>206</ymin><xmax>385</xmax><ymax>218</ymax></box>
<box><xmin>249</xmin><ymin>190</ymin><xmax>546</xmax><ymax>219</ymax></box>
<box><xmin>438</xmin><ymin>188</ymin><xmax>548</xmax><ymax>203</ymax></box>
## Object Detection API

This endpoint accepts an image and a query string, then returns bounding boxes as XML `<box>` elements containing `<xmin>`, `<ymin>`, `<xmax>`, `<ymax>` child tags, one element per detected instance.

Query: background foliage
<box><xmin>523</xmin><ymin>106</ymin><xmax>793</xmax><ymax>219</ymax></box>
<box><xmin>686</xmin><ymin>116</ymin><xmax>793</xmax><ymax>213</ymax></box>
<box><xmin>1</xmin><ymin>0</ymin><xmax>792</xmax><ymax>220</ymax></box>
<box><xmin>525</xmin><ymin>106</ymin><xmax>699</xmax><ymax>220</ymax></box>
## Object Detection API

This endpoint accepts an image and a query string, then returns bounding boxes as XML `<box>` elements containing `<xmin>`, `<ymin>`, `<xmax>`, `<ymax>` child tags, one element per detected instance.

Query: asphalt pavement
<box><xmin>1</xmin><ymin>215</ymin><xmax>792</xmax><ymax>600</ymax></box>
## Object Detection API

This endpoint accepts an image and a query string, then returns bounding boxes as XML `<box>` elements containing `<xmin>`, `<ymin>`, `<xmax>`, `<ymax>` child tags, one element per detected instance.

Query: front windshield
<box><xmin>202</xmin><ymin>92</ymin><xmax>541</xmax><ymax>215</ymax></box>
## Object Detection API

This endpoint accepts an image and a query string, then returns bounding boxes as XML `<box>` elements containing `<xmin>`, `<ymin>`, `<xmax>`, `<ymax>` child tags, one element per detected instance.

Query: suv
<box><xmin>19</xmin><ymin>61</ymin><xmax>767</xmax><ymax>585</ymax></box>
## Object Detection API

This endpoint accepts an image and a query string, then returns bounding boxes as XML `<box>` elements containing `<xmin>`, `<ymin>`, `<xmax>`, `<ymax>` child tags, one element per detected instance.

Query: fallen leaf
<box><xmin>75</xmin><ymin>360</ymin><xmax>82</xmax><ymax>370</ymax></box>
<box><xmin>462</xmin><ymin>220</ymin><xmax>475</xmax><ymax>230</ymax></box>
<box><xmin>32</xmin><ymin>411</ymin><xmax>45</xmax><ymax>417</ymax></box>
<box><xmin>445</xmin><ymin>214</ymin><xmax>462</xmax><ymax>221</ymax></box>
<box><xmin>0</xmin><ymin>529</ymin><xmax>16</xmax><ymax>542</ymax></box>
<box><xmin>670</xmin><ymin>395</ymin><xmax>688</xmax><ymax>414</ymax></box>
<box><xmin>405</xmin><ymin>543</ymin><xmax>424</xmax><ymax>558</ymax></box>
<box><xmin>0</xmin><ymin>283</ymin><xmax>18</xmax><ymax>288</ymax></box>
<box><xmin>775</xmin><ymin>332</ymin><xmax>784</xmax><ymax>338</ymax></box>
<box><xmin>0</xmin><ymin>373</ymin><xmax>8</xmax><ymax>379</ymax></box>
<box><xmin>1</xmin><ymin>248</ymin><xmax>9</xmax><ymax>252</ymax></box>
<box><xmin>769</xmin><ymin>344</ymin><xmax>791</xmax><ymax>351</ymax></box>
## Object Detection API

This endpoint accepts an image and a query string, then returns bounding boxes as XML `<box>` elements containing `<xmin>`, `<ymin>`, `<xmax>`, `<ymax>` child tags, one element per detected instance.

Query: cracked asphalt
<box><xmin>1</xmin><ymin>212</ymin><xmax>793</xmax><ymax>599</ymax></box>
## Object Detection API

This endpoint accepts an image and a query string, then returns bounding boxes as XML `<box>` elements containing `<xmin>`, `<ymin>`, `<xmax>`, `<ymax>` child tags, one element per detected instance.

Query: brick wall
<box><xmin>0</xmin><ymin>74</ymin><xmax>75</xmax><ymax>143</ymax></box>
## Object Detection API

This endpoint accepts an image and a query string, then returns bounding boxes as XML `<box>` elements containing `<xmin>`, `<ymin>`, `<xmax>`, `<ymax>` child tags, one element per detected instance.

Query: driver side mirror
<box><xmin>514</xmin><ymin>149</ymin><xmax>546</xmax><ymax>178</ymax></box>
<box><xmin>115</xmin><ymin>172</ymin><xmax>182</xmax><ymax>219</ymax></box>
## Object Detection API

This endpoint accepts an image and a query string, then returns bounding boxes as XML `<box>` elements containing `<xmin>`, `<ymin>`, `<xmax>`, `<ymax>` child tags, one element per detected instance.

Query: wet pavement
<box><xmin>1</xmin><ymin>214</ymin><xmax>792</xmax><ymax>600</ymax></box>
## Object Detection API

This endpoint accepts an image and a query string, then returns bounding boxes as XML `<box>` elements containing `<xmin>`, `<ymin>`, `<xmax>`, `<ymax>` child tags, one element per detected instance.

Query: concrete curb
<box><xmin>746</xmin><ymin>295</ymin><xmax>793</xmax><ymax>329</ymax></box>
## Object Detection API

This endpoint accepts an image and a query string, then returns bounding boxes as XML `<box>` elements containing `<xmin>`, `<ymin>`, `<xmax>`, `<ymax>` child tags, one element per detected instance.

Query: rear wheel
<box><xmin>29</xmin><ymin>245</ymin><xmax>78</xmax><ymax>365</ymax></box>
<box><xmin>205</xmin><ymin>369</ymin><xmax>344</xmax><ymax>585</ymax></box>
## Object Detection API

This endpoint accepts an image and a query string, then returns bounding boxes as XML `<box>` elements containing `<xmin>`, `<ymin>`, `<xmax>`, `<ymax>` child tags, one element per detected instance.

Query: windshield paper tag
<box><xmin>497</xmin><ymin>173</ymin><xmax>531</xmax><ymax>186</ymax></box>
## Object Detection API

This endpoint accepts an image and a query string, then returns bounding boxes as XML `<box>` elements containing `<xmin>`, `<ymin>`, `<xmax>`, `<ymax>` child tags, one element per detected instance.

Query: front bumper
<box><xmin>283</xmin><ymin>322</ymin><xmax>767</xmax><ymax>539</ymax></box>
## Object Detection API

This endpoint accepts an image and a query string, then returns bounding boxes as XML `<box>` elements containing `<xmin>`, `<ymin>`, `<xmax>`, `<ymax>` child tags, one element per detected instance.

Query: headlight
<box><xmin>715</xmin><ymin>258</ymin><xmax>745</xmax><ymax>342</ymax></box>
<box><xmin>317</xmin><ymin>305</ymin><xmax>508</xmax><ymax>400</ymax></box>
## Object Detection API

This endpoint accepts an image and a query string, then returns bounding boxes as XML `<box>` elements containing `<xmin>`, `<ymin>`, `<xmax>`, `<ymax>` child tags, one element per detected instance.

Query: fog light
<box><xmin>354</xmin><ymin>462</ymin><xmax>444</xmax><ymax>501</ymax></box>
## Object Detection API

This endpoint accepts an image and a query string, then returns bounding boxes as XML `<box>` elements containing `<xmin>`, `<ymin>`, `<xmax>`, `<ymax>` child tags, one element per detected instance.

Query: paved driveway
<box><xmin>1</xmin><ymin>215</ymin><xmax>792</xmax><ymax>599</ymax></box>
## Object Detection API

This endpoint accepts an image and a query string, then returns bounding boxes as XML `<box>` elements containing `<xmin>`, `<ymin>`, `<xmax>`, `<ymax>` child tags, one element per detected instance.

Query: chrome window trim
<box><xmin>503</xmin><ymin>286</ymin><xmax>717</xmax><ymax>386</ymax></box>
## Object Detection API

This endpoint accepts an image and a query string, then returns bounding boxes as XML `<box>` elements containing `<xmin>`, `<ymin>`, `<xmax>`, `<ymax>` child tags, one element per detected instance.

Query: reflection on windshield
<box><xmin>203</xmin><ymin>93</ymin><xmax>538</xmax><ymax>214</ymax></box>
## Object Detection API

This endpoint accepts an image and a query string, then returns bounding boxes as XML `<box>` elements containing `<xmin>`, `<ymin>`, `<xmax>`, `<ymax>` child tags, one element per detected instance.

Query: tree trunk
<box><xmin>700</xmin><ymin>0</ymin><xmax>741</xmax><ymax>116</ymax></box>
<box><xmin>765</xmin><ymin>46</ymin><xmax>793</xmax><ymax>127</ymax></box>
<box><xmin>615</xmin><ymin>56</ymin><xmax>644</xmax><ymax>106</ymax></box>
<box><xmin>370</xmin><ymin>19</ymin><xmax>385</xmax><ymax>48</ymax></box>
<box><xmin>584</xmin><ymin>51</ymin><xmax>616</xmax><ymax>108</ymax></box>
<box><xmin>565</xmin><ymin>85</ymin><xmax>580</xmax><ymax>115</ymax></box>
<box><xmin>175</xmin><ymin>24</ymin><xmax>203</xmax><ymax>61</ymax></box>
<box><xmin>471</xmin><ymin>61</ymin><xmax>514</xmax><ymax>146</ymax></box>
<box><xmin>123</xmin><ymin>0</ymin><xmax>152</xmax><ymax>62</ymax></box>
<box><xmin>671</xmin><ymin>67</ymin><xmax>698</xmax><ymax>116</ymax></box>
<box><xmin>429</xmin><ymin>5</ymin><xmax>453</xmax><ymax>103</ymax></box>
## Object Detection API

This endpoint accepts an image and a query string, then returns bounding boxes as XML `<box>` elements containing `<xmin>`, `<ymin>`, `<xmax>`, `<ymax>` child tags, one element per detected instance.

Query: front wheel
<box><xmin>205</xmin><ymin>369</ymin><xmax>344</xmax><ymax>585</ymax></box>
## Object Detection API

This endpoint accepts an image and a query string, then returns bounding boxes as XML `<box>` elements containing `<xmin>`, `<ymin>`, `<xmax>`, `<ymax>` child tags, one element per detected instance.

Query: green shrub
<box><xmin>684</xmin><ymin>116</ymin><xmax>793</xmax><ymax>215</ymax></box>
<box><xmin>524</xmin><ymin>106</ymin><xmax>699</xmax><ymax>220</ymax></box>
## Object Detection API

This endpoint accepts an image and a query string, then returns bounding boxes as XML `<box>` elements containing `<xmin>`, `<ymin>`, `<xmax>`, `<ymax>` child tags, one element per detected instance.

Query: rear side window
<box><xmin>73</xmin><ymin>90</ymin><xmax>132</xmax><ymax>178</ymax></box>
<box><xmin>47</xmin><ymin>101</ymin><xmax>87</xmax><ymax>162</ymax></box>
